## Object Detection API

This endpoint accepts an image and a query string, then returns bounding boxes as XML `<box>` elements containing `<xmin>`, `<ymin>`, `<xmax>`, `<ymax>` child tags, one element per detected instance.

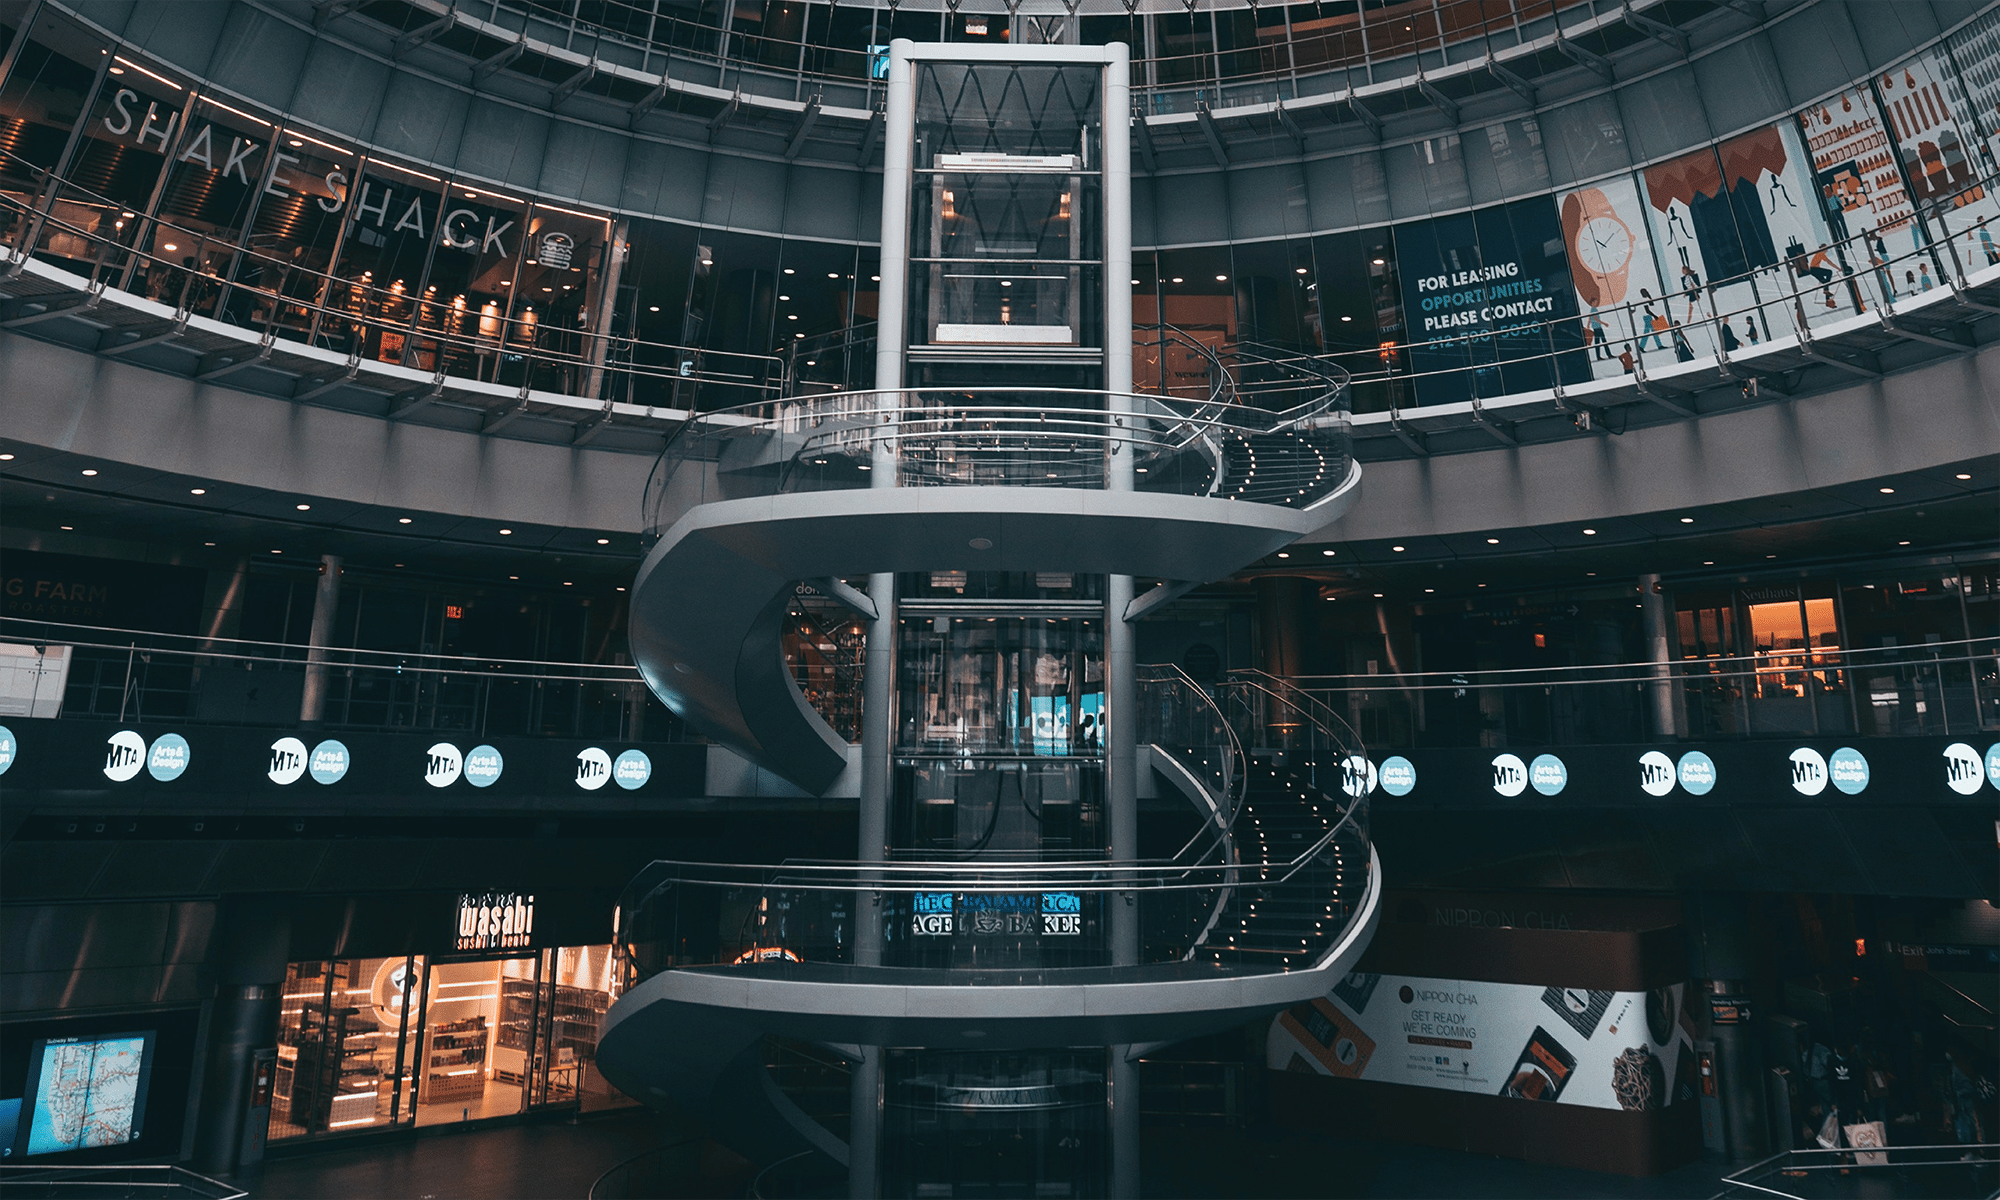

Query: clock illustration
<box><xmin>1561</xmin><ymin>188</ymin><xmax>1635</xmax><ymax>308</ymax></box>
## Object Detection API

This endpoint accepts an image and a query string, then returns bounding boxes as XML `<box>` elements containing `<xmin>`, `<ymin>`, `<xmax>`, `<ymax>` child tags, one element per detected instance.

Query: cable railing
<box><xmin>638</xmin><ymin>375</ymin><xmax>1354</xmax><ymax>534</ymax></box>
<box><xmin>0</xmin><ymin>617</ymin><xmax>678</xmax><ymax>742</ymax></box>
<box><xmin>614</xmin><ymin>662</ymin><xmax>1368</xmax><ymax>981</ymax></box>
<box><xmin>10</xmin><ymin>148</ymin><xmax>2000</xmax><ymax>439</ymax></box>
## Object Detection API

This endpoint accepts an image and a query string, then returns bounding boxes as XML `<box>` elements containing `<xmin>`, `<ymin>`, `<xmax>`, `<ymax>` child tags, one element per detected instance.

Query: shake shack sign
<box><xmin>455</xmin><ymin>892</ymin><xmax>536</xmax><ymax>952</ymax></box>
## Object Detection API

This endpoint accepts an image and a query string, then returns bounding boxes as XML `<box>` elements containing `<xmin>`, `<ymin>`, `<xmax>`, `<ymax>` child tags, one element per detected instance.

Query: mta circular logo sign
<box><xmin>104</xmin><ymin>730</ymin><xmax>147</xmax><ymax>781</ymax></box>
<box><xmin>147</xmin><ymin>733</ymin><xmax>190</xmax><ymax>782</ymax></box>
<box><xmin>464</xmin><ymin>744</ymin><xmax>504</xmax><ymax>788</ymax></box>
<box><xmin>425</xmin><ymin>742</ymin><xmax>464</xmax><ymax>788</ymax></box>
<box><xmin>1638</xmin><ymin>751</ymin><xmax>1676</xmax><ymax>797</ymax></box>
<box><xmin>1339</xmin><ymin>755</ymin><xmax>1377</xmax><ymax>798</ymax></box>
<box><xmin>1827</xmin><ymin>747</ymin><xmax>1869</xmax><ymax>795</ymax></box>
<box><xmin>614</xmin><ymin>749</ymin><xmax>652</xmax><ymax>790</ymax></box>
<box><xmin>309</xmin><ymin>740</ymin><xmax>351</xmax><ymax>785</ymax></box>
<box><xmin>1378</xmin><ymin>756</ymin><xmax>1416</xmax><ymax>796</ymax></box>
<box><xmin>576</xmin><ymin>747</ymin><xmax>613</xmax><ymax>790</ymax></box>
<box><xmin>1942</xmin><ymin>743</ymin><xmax>1983</xmax><ymax>795</ymax></box>
<box><xmin>1987</xmin><ymin>743</ymin><xmax>2000</xmax><ymax>792</ymax></box>
<box><xmin>1676</xmin><ymin>751</ymin><xmax>1717</xmax><ymax>796</ymax></box>
<box><xmin>1490</xmin><ymin>753</ymin><xmax>1528</xmax><ymax>797</ymax></box>
<box><xmin>1529</xmin><ymin>754</ymin><xmax>1568</xmax><ymax>796</ymax></box>
<box><xmin>0</xmin><ymin>725</ymin><xmax>15</xmax><ymax>776</ymax></box>
<box><xmin>1789</xmin><ymin>747</ymin><xmax>1829</xmax><ymax>796</ymax></box>
<box><xmin>269</xmin><ymin>736</ymin><xmax>309</xmax><ymax>785</ymax></box>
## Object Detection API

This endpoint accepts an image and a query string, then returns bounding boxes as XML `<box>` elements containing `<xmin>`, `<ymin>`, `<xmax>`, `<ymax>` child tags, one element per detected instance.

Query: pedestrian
<box><xmin>1721</xmin><ymin>319</ymin><xmax>1741</xmax><ymax>352</ymax></box>
<box><xmin>1671</xmin><ymin>320</ymin><xmax>1695</xmax><ymax>362</ymax></box>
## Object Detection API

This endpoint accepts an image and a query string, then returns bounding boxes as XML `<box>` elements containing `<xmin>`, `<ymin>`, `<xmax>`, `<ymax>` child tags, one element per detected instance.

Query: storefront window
<box><xmin>328</xmin><ymin>163</ymin><xmax>447</xmax><ymax>362</ymax></box>
<box><xmin>0</xmin><ymin>26</ymin><xmax>108</xmax><ymax>269</ymax></box>
<box><xmin>272</xmin><ymin>956</ymin><xmax>423</xmax><ymax>1141</ymax></box>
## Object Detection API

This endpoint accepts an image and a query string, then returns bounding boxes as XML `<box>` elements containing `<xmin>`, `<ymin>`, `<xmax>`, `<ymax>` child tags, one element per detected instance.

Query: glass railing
<box><xmin>0</xmin><ymin>618</ymin><xmax>683</xmax><ymax>742</ymax></box>
<box><xmin>1287</xmin><ymin>636</ymin><xmax>2000</xmax><ymax>748</ymax></box>
<box><xmin>0</xmin><ymin>1165</ymin><xmax>247</xmax><ymax>1199</ymax></box>
<box><xmin>11</xmin><ymin>148</ymin><xmax>2000</xmax><ymax>431</ymax></box>
<box><xmin>1714</xmin><ymin>1143</ymin><xmax>1999</xmax><ymax>1200</ymax></box>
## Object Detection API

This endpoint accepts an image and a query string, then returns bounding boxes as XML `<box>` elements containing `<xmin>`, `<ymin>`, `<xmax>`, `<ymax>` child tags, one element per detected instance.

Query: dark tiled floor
<box><xmin>248</xmin><ymin>1108</ymin><xmax>748</xmax><ymax>1200</ymax></box>
<box><xmin>246</xmin><ymin>1110</ymin><xmax>1738</xmax><ymax>1199</ymax></box>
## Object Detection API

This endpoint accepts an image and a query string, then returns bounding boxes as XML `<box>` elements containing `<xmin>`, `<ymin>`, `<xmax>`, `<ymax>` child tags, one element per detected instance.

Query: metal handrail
<box><xmin>1714</xmin><ymin>1143</ymin><xmax>1999</xmax><ymax>1200</ymax></box>
<box><xmin>0</xmin><ymin>1164</ymin><xmax>248</xmax><ymax>1200</ymax></box>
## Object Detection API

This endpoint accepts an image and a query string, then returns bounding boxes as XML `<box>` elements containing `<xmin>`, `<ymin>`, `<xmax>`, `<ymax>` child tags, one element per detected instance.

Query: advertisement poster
<box><xmin>1393</xmin><ymin>197</ymin><xmax>1589</xmax><ymax>405</ymax></box>
<box><xmin>1633</xmin><ymin>130</ymin><xmax>1836</xmax><ymax>356</ymax></box>
<box><xmin>1876</xmin><ymin>49</ymin><xmax>2000</xmax><ymax>244</ymax></box>
<box><xmin>1555</xmin><ymin>175</ymin><xmax>1667</xmax><ymax>379</ymax></box>
<box><xmin>1270</xmin><ymin>972</ymin><xmax>1698</xmax><ymax>1112</ymax></box>
<box><xmin>1946</xmin><ymin>8</ymin><xmax>2000</xmax><ymax>167</ymax></box>
<box><xmin>1797</xmin><ymin>86</ymin><xmax>1919</xmax><ymax>255</ymax></box>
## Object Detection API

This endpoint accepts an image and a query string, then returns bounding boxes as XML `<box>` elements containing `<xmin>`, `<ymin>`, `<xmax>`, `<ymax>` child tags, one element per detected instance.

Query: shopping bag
<box><xmin>1815</xmin><ymin>1111</ymin><xmax>1842</xmax><ymax>1150</ymax></box>
<box><xmin>1843</xmin><ymin>1120</ymin><xmax>1887</xmax><ymax>1165</ymax></box>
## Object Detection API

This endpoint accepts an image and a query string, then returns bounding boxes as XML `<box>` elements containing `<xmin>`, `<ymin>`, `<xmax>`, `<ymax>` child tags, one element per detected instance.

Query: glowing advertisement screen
<box><xmin>16</xmin><ymin>1032</ymin><xmax>154</xmax><ymax>1156</ymax></box>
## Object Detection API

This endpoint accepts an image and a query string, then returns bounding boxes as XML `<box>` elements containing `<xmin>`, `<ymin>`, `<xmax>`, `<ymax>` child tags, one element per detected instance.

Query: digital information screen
<box><xmin>15</xmin><ymin>1032</ymin><xmax>154</xmax><ymax>1157</ymax></box>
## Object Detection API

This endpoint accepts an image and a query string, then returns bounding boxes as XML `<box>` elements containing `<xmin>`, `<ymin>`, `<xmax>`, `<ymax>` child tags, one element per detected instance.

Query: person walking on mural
<box><xmin>1670</xmin><ymin>319</ymin><xmax>1695</xmax><ymax>362</ymax></box>
<box><xmin>1680</xmin><ymin>264</ymin><xmax>1705</xmax><ymax>321</ymax></box>
<box><xmin>1720</xmin><ymin>318</ymin><xmax>1741</xmax><ymax>352</ymax></box>
<box><xmin>1769</xmin><ymin>171</ymin><xmax>1796</xmax><ymax>212</ymax></box>
<box><xmin>1979</xmin><ymin>226</ymin><xmax>1999</xmax><ymax>267</ymax></box>
<box><xmin>1586</xmin><ymin>308</ymin><xmax>1611</xmax><ymax>360</ymax></box>
<box><xmin>1638</xmin><ymin>290</ymin><xmax>1666</xmax><ymax>351</ymax></box>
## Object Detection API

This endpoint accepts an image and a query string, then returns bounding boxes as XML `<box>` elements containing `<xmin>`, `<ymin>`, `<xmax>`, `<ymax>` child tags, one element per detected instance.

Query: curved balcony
<box><xmin>596</xmin><ymin>671</ymin><xmax>1379</xmax><ymax>1160</ymax></box>
<box><xmin>628</xmin><ymin>383</ymin><xmax>1357</xmax><ymax>792</ymax></box>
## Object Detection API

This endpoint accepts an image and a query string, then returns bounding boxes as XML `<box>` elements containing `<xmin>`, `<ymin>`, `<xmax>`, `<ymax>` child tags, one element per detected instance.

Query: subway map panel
<box><xmin>25</xmin><ymin>1036</ymin><xmax>147</xmax><ymax>1155</ymax></box>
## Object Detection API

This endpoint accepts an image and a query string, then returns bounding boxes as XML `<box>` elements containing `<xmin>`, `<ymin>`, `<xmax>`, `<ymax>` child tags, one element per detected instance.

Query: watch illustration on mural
<box><xmin>1561</xmin><ymin>188</ymin><xmax>1635</xmax><ymax>308</ymax></box>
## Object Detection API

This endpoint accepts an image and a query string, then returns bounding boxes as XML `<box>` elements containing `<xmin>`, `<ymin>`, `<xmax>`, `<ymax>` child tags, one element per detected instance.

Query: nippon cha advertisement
<box><xmin>1270</xmin><ymin>972</ymin><xmax>1698</xmax><ymax>1112</ymax></box>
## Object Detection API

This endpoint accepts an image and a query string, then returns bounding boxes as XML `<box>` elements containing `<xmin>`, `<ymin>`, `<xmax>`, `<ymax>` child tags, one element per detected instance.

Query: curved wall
<box><xmin>5</xmin><ymin>324</ymin><xmax>1993</xmax><ymax>543</ymax></box>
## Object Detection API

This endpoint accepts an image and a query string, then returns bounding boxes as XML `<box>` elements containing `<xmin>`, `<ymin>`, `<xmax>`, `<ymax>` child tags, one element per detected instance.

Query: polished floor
<box><xmin>246</xmin><ymin>1107</ymin><xmax>1742</xmax><ymax>1199</ymax></box>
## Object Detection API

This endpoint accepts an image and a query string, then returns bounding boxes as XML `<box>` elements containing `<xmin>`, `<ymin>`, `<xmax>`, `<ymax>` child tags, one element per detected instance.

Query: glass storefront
<box><xmin>270</xmin><ymin>944</ymin><xmax>632</xmax><ymax>1145</ymax></box>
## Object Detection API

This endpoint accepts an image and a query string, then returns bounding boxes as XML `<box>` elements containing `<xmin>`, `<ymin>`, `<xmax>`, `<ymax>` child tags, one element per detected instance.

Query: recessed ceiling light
<box><xmin>1215</xmin><ymin>274</ymin><xmax>1228</xmax><ymax>282</ymax></box>
<box><xmin>1171</xmin><ymin>277</ymin><xmax>1184</xmax><ymax>284</ymax></box>
<box><xmin>1898</xmin><ymin>540</ymin><xmax>1910</xmax><ymax>546</ymax></box>
<box><xmin>1477</xmin><ymin>583</ymin><xmax>1486</xmax><ymax>587</ymax></box>
<box><xmin>1679</xmin><ymin>517</ymin><xmax>1694</xmax><ymax>523</ymax></box>
<box><xmin>783</xmin><ymin>268</ymin><xmax>794</xmax><ymax>275</ymax></box>
<box><xmin>190</xmin><ymin>487</ymin><xmax>206</xmax><ymax>495</ymax></box>
<box><xmin>563</xmin><ymin>581</ymin><xmax>573</xmax><ymax>586</ymax></box>
<box><xmin>1340</xmin><ymin>315</ymin><xmax>1353</xmax><ymax>322</ymax></box>
<box><xmin>498</xmin><ymin>528</ymin><xmax>512</xmax><ymax>535</ymax></box>
<box><xmin>616</xmin><ymin>586</ymin><xmax>626</xmax><ymax>592</ymax></box>
<box><xmin>1424</xmin><ymin>588</ymin><xmax>1434</xmax><ymax>593</ymax></box>
<box><xmin>1703</xmin><ymin>561</ymin><xmax>1714</xmax><ymax>565</ymax></box>
<box><xmin>1485</xmin><ymin>537</ymin><xmax>1499</xmax><ymax>545</ymax></box>
<box><xmin>1766</xmin><ymin>554</ymin><xmax>1777</xmax><ymax>558</ymax></box>
<box><xmin>1322</xmin><ymin>549</ymin><xmax>1335</xmax><ymax>556</ymax></box>
<box><xmin>0</xmin><ymin>453</ymin><xmax>13</xmax><ymax>461</ymax></box>
<box><xmin>1955</xmin><ymin>473</ymin><xmax>1972</xmax><ymax>480</ymax></box>
<box><xmin>595</xmin><ymin>537</ymin><xmax>610</xmax><ymax>545</ymax></box>
<box><xmin>1878</xmin><ymin>486</ymin><xmax>1895</xmax><ymax>494</ymax></box>
<box><xmin>649</xmin><ymin>305</ymin><xmax>660</xmax><ymax>312</ymax></box>
<box><xmin>398</xmin><ymin>517</ymin><xmax>412</xmax><ymax>524</ymax></box>
<box><xmin>1371</xmin><ymin>257</ymin><xmax>1385</xmax><ymax>266</ymax></box>
<box><xmin>1586</xmin><ymin>571</ymin><xmax>1596</xmax><ymax>576</ymax></box>
<box><xmin>1277</xmin><ymin>552</ymin><xmax>1290</xmax><ymax>558</ymax></box>
<box><xmin>1373</xmin><ymin>592</ymin><xmax>1383</xmax><ymax>598</ymax></box>
<box><xmin>1581</xmin><ymin>528</ymin><xmax>1596</xmax><ymax>535</ymax></box>
<box><xmin>295</xmin><ymin>503</ymin><xmax>310</xmax><ymax>511</ymax></box>
<box><xmin>204</xmin><ymin>541</ymin><xmax>215</xmax><ymax>546</ymax></box>
<box><xmin>1295</xmin><ymin>267</ymin><xmax>1308</xmax><ymax>275</ymax></box>
<box><xmin>59</xmin><ymin>525</ymin><xmax>73</xmax><ymax>531</ymax></box>
<box><xmin>1391</xmin><ymin>545</ymin><xmax>1405</xmax><ymax>552</ymax></box>
<box><xmin>271</xmin><ymin>549</ymin><xmax>282</xmax><ymax>554</ymax></box>
<box><xmin>80</xmin><ymin>468</ymin><xmax>98</xmax><ymax>476</ymax></box>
